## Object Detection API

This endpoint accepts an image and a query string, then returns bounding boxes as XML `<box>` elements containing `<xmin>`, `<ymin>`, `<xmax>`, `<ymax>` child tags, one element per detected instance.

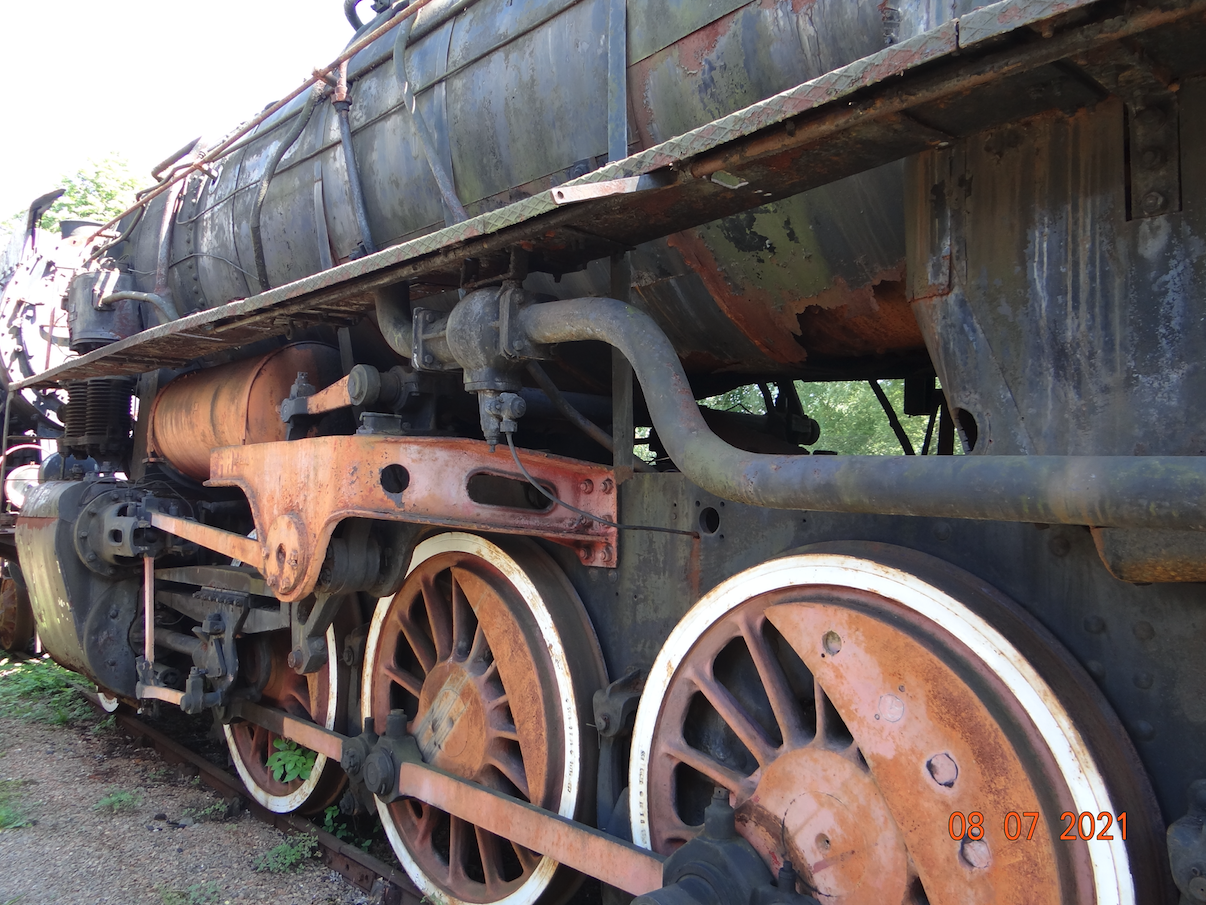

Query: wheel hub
<box><xmin>414</xmin><ymin>662</ymin><xmax>491</xmax><ymax>774</ymax></box>
<box><xmin>737</xmin><ymin>747</ymin><xmax>906</xmax><ymax>900</ymax></box>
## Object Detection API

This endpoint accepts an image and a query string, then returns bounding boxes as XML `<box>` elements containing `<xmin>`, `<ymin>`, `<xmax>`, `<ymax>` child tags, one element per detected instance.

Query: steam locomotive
<box><xmin>2</xmin><ymin>0</ymin><xmax>1204</xmax><ymax>902</ymax></box>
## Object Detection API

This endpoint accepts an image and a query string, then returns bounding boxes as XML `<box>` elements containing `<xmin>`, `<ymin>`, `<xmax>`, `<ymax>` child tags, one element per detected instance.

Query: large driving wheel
<box><xmin>630</xmin><ymin>543</ymin><xmax>1170</xmax><ymax>905</ymax></box>
<box><xmin>225</xmin><ymin>619</ymin><xmax>351</xmax><ymax>814</ymax></box>
<box><xmin>363</xmin><ymin>533</ymin><xmax>607</xmax><ymax>905</ymax></box>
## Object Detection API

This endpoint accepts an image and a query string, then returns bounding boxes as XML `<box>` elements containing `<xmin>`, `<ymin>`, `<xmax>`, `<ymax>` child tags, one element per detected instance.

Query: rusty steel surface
<box><xmin>362</xmin><ymin>534</ymin><xmax>611</xmax><ymax>902</ymax></box>
<box><xmin>370</xmin><ymin>549</ymin><xmax>564</xmax><ymax>900</ymax></box>
<box><xmin>226</xmin><ymin>632</ymin><xmax>347</xmax><ymax>813</ymax></box>
<box><xmin>395</xmin><ymin>759</ymin><xmax>666</xmax><ymax>896</ymax></box>
<box><xmin>232</xmin><ymin>699</ymin><xmax>347</xmax><ymax>763</ymax></box>
<box><xmin>198</xmin><ymin>435</ymin><xmax>619</xmax><ymax>600</ymax></box>
<box><xmin>149</xmin><ymin>343</ymin><xmax>342</xmax><ymax>480</ymax></box>
<box><xmin>637</xmin><ymin>591</ymin><xmax>1059</xmax><ymax>904</ymax></box>
<box><xmin>149</xmin><ymin>511</ymin><xmax>262</xmax><ymax>568</ymax></box>
<box><xmin>288</xmin><ymin>373</ymin><xmax>353</xmax><ymax>418</ymax></box>
<box><xmin>0</xmin><ymin>573</ymin><xmax>33</xmax><ymax>652</ymax></box>
<box><xmin>23</xmin><ymin>0</ymin><xmax>1206</xmax><ymax>387</ymax></box>
<box><xmin>768</xmin><ymin>601</ymin><xmax>1065</xmax><ymax>904</ymax></box>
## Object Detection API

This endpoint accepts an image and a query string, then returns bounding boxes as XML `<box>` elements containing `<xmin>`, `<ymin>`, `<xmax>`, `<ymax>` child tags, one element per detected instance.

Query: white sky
<box><xmin>0</xmin><ymin>0</ymin><xmax>359</xmax><ymax>218</ymax></box>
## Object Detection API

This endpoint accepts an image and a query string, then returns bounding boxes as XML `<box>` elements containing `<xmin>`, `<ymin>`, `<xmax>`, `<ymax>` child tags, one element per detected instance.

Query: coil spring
<box><xmin>59</xmin><ymin>381</ymin><xmax>89</xmax><ymax>458</ymax></box>
<box><xmin>59</xmin><ymin>377</ymin><xmax>135</xmax><ymax>462</ymax></box>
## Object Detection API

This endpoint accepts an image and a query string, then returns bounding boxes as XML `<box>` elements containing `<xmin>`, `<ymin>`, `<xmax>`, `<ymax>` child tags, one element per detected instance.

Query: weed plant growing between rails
<box><xmin>253</xmin><ymin>832</ymin><xmax>319</xmax><ymax>872</ymax></box>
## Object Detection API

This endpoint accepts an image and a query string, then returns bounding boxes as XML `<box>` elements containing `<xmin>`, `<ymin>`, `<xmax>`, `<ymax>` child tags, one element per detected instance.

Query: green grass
<box><xmin>253</xmin><ymin>832</ymin><xmax>318</xmax><ymax>872</ymax></box>
<box><xmin>183</xmin><ymin>799</ymin><xmax>228</xmax><ymax>822</ymax></box>
<box><xmin>0</xmin><ymin>656</ymin><xmax>93</xmax><ymax>726</ymax></box>
<box><xmin>0</xmin><ymin>779</ymin><xmax>31</xmax><ymax>829</ymax></box>
<box><xmin>156</xmin><ymin>881</ymin><xmax>222</xmax><ymax>905</ymax></box>
<box><xmin>93</xmin><ymin>788</ymin><xmax>139</xmax><ymax>812</ymax></box>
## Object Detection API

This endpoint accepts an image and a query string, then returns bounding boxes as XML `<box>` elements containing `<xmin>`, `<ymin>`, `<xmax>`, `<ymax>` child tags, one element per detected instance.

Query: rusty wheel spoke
<box><xmin>740</xmin><ymin>615</ymin><xmax>807</xmax><ymax>746</ymax></box>
<box><xmin>489</xmin><ymin>750</ymin><xmax>531</xmax><ymax>801</ymax></box>
<box><xmin>447</xmin><ymin>815</ymin><xmax>470</xmax><ymax>884</ymax></box>
<box><xmin>450</xmin><ymin>576</ymin><xmax>475</xmax><ymax>661</ymax></box>
<box><xmin>475</xmin><ymin>825</ymin><xmax>506</xmax><ymax>893</ymax></box>
<box><xmin>420</xmin><ymin>573</ymin><xmax>453</xmax><ymax>662</ymax></box>
<box><xmin>250</xmin><ymin>723</ymin><xmax>269</xmax><ymax>756</ymax></box>
<box><xmin>513</xmin><ymin>841</ymin><xmax>541</xmax><ymax>872</ymax></box>
<box><xmin>813</xmin><ymin>676</ymin><xmax>834</xmax><ymax>747</ymax></box>
<box><xmin>383</xmin><ymin>662</ymin><xmax>424</xmax><ymax>698</ymax></box>
<box><xmin>663</xmin><ymin>736</ymin><xmax>754</xmax><ymax>798</ymax></box>
<box><xmin>690</xmin><ymin>669</ymin><xmax>777</xmax><ymax>767</ymax></box>
<box><xmin>411</xmin><ymin>802</ymin><xmax>435</xmax><ymax>847</ymax></box>
<box><xmin>395</xmin><ymin>610</ymin><xmax>437</xmax><ymax>675</ymax></box>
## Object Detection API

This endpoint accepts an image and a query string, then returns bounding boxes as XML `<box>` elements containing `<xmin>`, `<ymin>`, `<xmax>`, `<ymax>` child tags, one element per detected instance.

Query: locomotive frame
<box><xmin>2</xmin><ymin>0</ymin><xmax>1205</xmax><ymax>902</ymax></box>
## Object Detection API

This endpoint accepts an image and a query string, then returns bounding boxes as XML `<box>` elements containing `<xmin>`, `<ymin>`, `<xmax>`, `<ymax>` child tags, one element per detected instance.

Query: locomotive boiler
<box><xmin>2</xmin><ymin>0</ymin><xmax>1205</xmax><ymax>902</ymax></box>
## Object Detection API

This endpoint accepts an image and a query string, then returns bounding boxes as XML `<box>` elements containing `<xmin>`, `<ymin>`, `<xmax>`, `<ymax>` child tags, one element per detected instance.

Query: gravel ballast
<box><xmin>0</xmin><ymin>714</ymin><xmax>372</xmax><ymax>905</ymax></box>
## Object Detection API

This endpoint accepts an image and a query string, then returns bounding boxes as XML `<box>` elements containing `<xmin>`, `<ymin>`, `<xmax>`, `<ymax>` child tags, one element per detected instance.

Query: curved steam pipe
<box><xmin>99</xmin><ymin>291</ymin><xmax>181</xmax><ymax>324</ymax></box>
<box><xmin>519</xmin><ymin>298</ymin><xmax>1206</xmax><ymax>531</ymax></box>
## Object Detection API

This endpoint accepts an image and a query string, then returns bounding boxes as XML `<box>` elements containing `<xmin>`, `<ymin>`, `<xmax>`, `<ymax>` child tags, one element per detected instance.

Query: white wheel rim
<box><xmin>629</xmin><ymin>553</ymin><xmax>1134</xmax><ymax>905</ymax></box>
<box><xmin>362</xmin><ymin>532</ymin><xmax>580</xmax><ymax>905</ymax></box>
<box><xmin>225</xmin><ymin>625</ymin><xmax>339</xmax><ymax>814</ymax></box>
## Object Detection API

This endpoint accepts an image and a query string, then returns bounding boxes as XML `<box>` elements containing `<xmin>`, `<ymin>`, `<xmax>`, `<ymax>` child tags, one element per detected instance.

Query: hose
<box><xmin>250</xmin><ymin>85</ymin><xmax>324</xmax><ymax>293</ymax></box>
<box><xmin>519</xmin><ymin>298</ymin><xmax>1206</xmax><ymax>531</ymax></box>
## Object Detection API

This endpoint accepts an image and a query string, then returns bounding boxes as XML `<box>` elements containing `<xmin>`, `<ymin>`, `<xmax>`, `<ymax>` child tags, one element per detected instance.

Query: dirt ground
<box><xmin>0</xmin><ymin>714</ymin><xmax>372</xmax><ymax>905</ymax></box>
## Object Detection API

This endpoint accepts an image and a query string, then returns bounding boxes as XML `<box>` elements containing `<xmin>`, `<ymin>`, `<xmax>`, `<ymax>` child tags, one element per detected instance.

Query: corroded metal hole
<box><xmin>380</xmin><ymin>464</ymin><xmax>410</xmax><ymax>495</ymax></box>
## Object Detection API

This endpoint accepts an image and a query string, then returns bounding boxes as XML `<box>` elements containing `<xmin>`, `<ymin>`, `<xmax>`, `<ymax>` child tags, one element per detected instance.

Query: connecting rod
<box><xmin>519</xmin><ymin>298</ymin><xmax>1206</xmax><ymax>532</ymax></box>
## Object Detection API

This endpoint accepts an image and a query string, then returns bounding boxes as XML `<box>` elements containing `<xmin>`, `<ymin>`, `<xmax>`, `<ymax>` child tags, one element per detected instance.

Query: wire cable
<box><xmin>504</xmin><ymin>432</ymin><xmax>696</xmax><ymax>537</ymax></box>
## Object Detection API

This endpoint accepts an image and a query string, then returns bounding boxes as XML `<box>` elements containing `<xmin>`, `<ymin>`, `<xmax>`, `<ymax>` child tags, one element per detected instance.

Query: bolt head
<box><xmin>1140</xmin><ymin>147</ymin><xmax>1166</xmax><ymax>169</ymax></box>
<box><xmin>286</xmin><ymin>650</ymin><xmax>302</xmax><ymax>670</ymax></box>
<box><xmin>1189</xmin><ymin>875</ymin><xmax>1206</xmax><ymax>902</ymax></box>
<box><xmin>960</xmin><ymin>839</ymin><xmax>991</xmax><ymax>869</ymax></box>
<box><xmin>579</xmin><ymin>479</ymin><xmax>594</xmax><ymax>494</ymax></box>
<box><xmin>926</xmin><ymin>753</ymin><xmax>959</xmax><ymax>787</ymax></box>
<box><xmin>1141</xmin><ymin>191</ymin><xmax>1167</xmax><ymax>214</ymax></box>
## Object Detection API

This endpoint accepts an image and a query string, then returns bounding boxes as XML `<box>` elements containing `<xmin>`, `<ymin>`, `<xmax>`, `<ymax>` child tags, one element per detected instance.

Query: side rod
<box><xmin>230</xmin><ymin>700</ymin><xmax>665</xmax><ymax>895</ymax></box>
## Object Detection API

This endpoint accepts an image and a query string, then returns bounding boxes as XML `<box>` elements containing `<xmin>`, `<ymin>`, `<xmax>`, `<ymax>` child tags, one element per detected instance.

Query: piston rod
<box><xmin>519</xmin><ymin>298</ymin><xmax>1206</xmax><ymax>531</ymax></box>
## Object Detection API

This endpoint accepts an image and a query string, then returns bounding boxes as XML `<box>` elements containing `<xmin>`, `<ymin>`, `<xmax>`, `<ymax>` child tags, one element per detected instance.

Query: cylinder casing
<box><xmin>149</xmin><ymin>343</ymin><xmax>342</xmax><ymax>480</ymax></box>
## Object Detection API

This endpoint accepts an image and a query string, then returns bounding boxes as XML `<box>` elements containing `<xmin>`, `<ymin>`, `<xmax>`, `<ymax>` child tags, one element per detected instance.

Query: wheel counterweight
<box><xmin>363</xmin><ymin>533</ymin><xmax>607</xmax><ymax>905</ymax></box>
<box><xmin>630</xmin><ymin>545</ymin><xmax>1170</xmax><ymax>905</ymax></box>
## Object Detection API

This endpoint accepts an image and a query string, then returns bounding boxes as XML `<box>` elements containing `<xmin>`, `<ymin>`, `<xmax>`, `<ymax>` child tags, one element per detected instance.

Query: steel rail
<box><xmin>228</xmin><ymin>698</ymin><xmax>667</xmax><ymax>895</ymax></box>
<box><xmin>80</xmin><ymin>693</ymin><xmax>422</xmax><ymax>903</ymax></box>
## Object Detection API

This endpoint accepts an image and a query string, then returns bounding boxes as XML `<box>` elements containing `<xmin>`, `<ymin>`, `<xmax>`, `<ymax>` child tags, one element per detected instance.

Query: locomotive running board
<box><xmin>230</xmin><ymin>699</ymin><xmax>668</xmax><ymax>896</ymax></box>
<box><xmin>20</xmin><ymin>0</ymin><xmax>1206</xmax><ymax>386</ymax></box>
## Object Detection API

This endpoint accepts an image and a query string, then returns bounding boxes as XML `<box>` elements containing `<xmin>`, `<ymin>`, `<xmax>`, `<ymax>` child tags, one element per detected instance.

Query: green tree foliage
<box><xmin>34</xmin><ymin>155</ymin><xmax>142</xmax><ymax>234</ymax></box>
<box><xmin>701</xmin><ymin>379</ymin><xmax>932</xmax><ymax>455</ymax></box>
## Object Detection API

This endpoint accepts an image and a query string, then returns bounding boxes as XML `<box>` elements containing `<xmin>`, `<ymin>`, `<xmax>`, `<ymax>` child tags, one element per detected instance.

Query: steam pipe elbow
<box><xmin>518</xmin><ymin>297</ymin><xmax>1206</xmax><ymax>531</ymax></box>
<box><xmin>375</xmin><ymin>290</ymin><xmax>413</xmax><ymax>359</ymax></box>
<box><xmin>98</xmin><ymin>290</ymin><xmax>181</xmax><ymax>324</ymax></box>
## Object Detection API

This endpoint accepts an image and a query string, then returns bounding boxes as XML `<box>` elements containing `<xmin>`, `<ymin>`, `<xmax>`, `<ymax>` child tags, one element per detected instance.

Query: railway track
<box><xmin>84</xmin><ymin>692</ymin><xmax>423</xmax><ymax>905</ymax></box>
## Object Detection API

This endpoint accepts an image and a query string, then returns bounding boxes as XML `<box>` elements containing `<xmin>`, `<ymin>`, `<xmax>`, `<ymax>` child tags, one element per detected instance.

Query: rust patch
<box><xmin>797</xmin><ymin>275</ymin><xmax>928</xmax><ymax>359</ymax></box>
<box><xmin>667</xmin><ymin>226</ymin><xmax>921</xmax><ymax>365</ymax></box>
